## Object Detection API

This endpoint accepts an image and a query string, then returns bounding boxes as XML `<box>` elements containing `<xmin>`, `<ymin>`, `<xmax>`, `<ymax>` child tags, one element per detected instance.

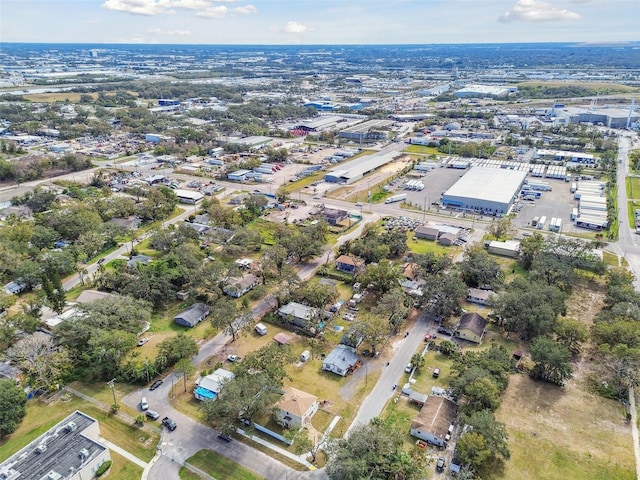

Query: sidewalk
<box><xmin>98</xmin><ymin>437</ymin><xmax>148</xmax><ymax>469</ymax></box>
<box><xmin>236</xmin><ymin>428</ymin><xmax>316</xmax><ymax>470</ymax></box>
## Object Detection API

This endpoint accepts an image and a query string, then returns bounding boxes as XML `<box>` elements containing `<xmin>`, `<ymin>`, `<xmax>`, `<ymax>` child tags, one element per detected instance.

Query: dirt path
<box><xmin>629</xmin><ymin>386</ymin><xmax>640</xmax><ymax>480</ymax></box>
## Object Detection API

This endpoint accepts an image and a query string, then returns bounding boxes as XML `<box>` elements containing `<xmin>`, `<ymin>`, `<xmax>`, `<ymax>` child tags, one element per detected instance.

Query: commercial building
<box><xmin>173</xmin><ymin>189</ymin><xmax>204</xmax><ymax>204</ymax></box>
<box><xmin>441</xmin><ymin>167</ymin><xmax>527</xmax><ymax>215</ymax></box>
<box><xmin>0</xmin><ymin>410</ymin><xmax>111</xmax><ymax>480</ymax></box>
<box><xmin>292</xmin><ymin>115</ymin><xmax>346</xmax><ymax>134</ymax></box>
<box><xmin>324</xmin><ymin>151</ymin><xmax>398</xmax><ymax>184</ymax></box>
<box><xmin>551</xmin><ymin>104</ymin><xmax>640</xmax><ymax>129</ymax></box>
<box><xmin>228</xmin><ymin>136</ymin><xmax>273</xmax><ymax>149</ymax></box>
<box><xmin>453</xmin><ymin>84</ymin><xmax>516</xmax><ymax>98</ymax></box>
<box><xmin>338</xmin><ymin>119</ymin><xmax>395</xmax><ymax>143</ymax></box>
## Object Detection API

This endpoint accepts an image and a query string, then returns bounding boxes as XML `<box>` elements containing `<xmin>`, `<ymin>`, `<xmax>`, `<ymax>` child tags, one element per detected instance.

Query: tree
<box><xmin>518</xmin><ymin>232</ymin><xmax>545</xmax><ymax>270</ymax></box>
<box><xmin>326</xmin><ymin>418</ymin><xmax>426</xmax><ymax>480</ymax></box>
<box><xmin>410</xmin><ymin>352</ymin><xmax>425</xmax><ymax>371</ymax></box>
<box><xmin>155</xmin><ymin>333</ymin><xmax>198</xmax><ymax>371</ymax></box>
<box><xmin>462</xmin><ymin>410</ymin><xmax>510</xmax><ymax>461</ymax></box>
<box><xmin>487</xmin><ymin>217</ymin><xmax>513</xmax><ymax>240</ymax></box>
<box><xmin>174</xmin><ymin>358</ymin><xmax>196</xmax><ymax>393</ymax></box>
<box><xmin>413</xmin><ymin>251</ymin><xmax>452</xmax><ymax>277</ymax></box>
<box><xmin>463</xmin><ymin>377</ymin><xmax>501</xmax><ymax>412</ymax></box>
<box><xmin>372</xmin><ymin>288</ymin><xmax>410</xmax><ymax>334</ymax></box>
<box><xmin>459</xmin><ymin>247</ymin><xmax>502</xmax><ymax>288</ymax></box>
<box><xmin>0</xmin><ymin>380</ymin><xmax>27</xmax><ymax>438</ymax></box>
<box><xmin>554</xmin><ymin>318</ymin><xmax>589</xmax><ymax>354</ymax></box>
<box><xmin>202</xmin><ymin>371</ymin><xmax>283</xmax><ymax>435</ymax></box>
<box><xmin>358</xmin><ymin>260</ymin><xmax>402</xmax><ymax>296</ymax></box>
<box><xmin>209</xmin><ymin>299</ymin><xmax>249</xmax><ymax>342</ymax></box>
<box><xmin>350</xmin><ymin>313</ymin><xmax>392</xmax><ymax>355</ymax></box>
<box><xmin>421</xmin><ymin>272</ymin><xmax>467</xmax><ymax>320</ymax></box>
<box><xmin>456</xmin><ymin>432</ymin><xmax>493</xmax><ymax>476</ymax></box>
<box><xmin>7</xmin><ymin>335</ymin><xmax>71</xmax><ymax>390</ymax></box>
<box><xmin>530</xmin><ymin>336</ymin><xmax>572</xmax><ymax>385</ymax></box>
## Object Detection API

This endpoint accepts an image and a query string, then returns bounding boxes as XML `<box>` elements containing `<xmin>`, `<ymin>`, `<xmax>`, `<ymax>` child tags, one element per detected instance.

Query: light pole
<box><xmin>107</xmin><ymin>379</ymin><xmax>118</xmax><ymax>409</ymax></box>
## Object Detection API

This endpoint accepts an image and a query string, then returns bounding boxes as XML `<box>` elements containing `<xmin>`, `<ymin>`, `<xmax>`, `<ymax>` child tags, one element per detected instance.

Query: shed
<box><xmin>300</xmin><ymin>350</ymin><xmax>310</xmax><ymax>362</ymax></box>
<box><xmin>174</xmin><ymin>303</ymin><xmax>210</xmax><ymax>328</ymax></box>
<box><xmin>274</xmin><ymin>333</ymin><xmax>293</xmax><ymax>345</ymax></box>
<box><xmin>409</xmin><ymin>390</ymin><xmax>429</xmax><ymax>407</ymax></box>
<box><xmin>487</xmin><ymin>240</ymin><xmax>520</xmax><ymax>258</ymax></box>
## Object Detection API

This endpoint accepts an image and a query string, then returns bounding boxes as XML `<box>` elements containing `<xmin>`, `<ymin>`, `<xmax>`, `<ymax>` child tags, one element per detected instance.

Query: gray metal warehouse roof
<box><xmin>326</xmin><ymin>152</ymin><xmax>398</xmax><ymax>181</ymax></box>
<box><xmin>339</xmin><ymin>119</ymin><xmax>394</xmax><ymax>134</ymax></box>
<box><xmin>443</xmin><ymin>167</ymin><xmax>527</xmax><ymax>204</ymax></box>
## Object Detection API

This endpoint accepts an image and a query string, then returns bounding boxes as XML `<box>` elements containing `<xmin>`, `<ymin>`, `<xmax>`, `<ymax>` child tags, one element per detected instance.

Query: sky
<box><xmin>0</xmin><ymin>0</ymin><xmax>638</xmax><ymax>45</ymax></box>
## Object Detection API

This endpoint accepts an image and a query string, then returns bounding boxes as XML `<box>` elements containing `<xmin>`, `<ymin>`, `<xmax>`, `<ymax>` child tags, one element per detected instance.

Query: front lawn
<box><xmin>182</xmin><ymin>449</ymin><xmax>265</xmax><ymax>480</ymax></box>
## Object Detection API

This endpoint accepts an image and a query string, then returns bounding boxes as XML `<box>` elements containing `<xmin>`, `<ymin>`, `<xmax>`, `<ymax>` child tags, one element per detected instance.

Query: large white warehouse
<box><xmin>441</xmin><ymin>167</ymin><xmax>527</xmax><ymax>215</ymax></box>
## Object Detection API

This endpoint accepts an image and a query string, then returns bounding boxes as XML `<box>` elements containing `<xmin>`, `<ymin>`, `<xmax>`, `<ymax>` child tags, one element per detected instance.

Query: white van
<box><xmin>255</xmin><ymin>323</ymin><xmax>267</xmax><ymax>336</ymax></box>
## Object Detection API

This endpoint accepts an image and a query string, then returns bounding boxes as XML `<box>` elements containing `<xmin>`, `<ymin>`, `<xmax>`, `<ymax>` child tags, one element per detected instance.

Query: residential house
<box><xmin>322</xmin><ymin>344</ymin><xmax>360</xmax><ymax>376</ymax></box>
<box><xmin>194</xmin><ymin>368</ymin><xmax>235</xmax><ymax>401</ymax></box>
<box><xmin>174</xmin><ymin>303</ymin><xmax>210</xmax><ymax>328</ymax></box>
<box><xmin>466</xmin><ymin>288</ymin><xmax>495</xmax><ymax>306</ymax></box>
<box><xmin>335</xmin><ymin>255</ymin><xmax>365</xmax><ymax>275</ymax></box>
<box><xmin>275</xmin><ymin>387</ymin><xmax>319</xmax><ymax>429</ymax></box>
<box><xmin>278</xmin><ymin>302</ymin><xmax>318</xmax><ymax>328</ymax></box>
<box><xmin>75</xmin><ymin>290</ymin><xmax>114</xmax><ymax>304</ymax></box>
<box><xmin>127</xmin><ymin>254</ymin><xmax>153</xmax><ymax>268</ymax></box>
<box><xmin>410</xmin><ymin>395</ymin><xmax>458</xmax><ymax>447</ymax></box>
<box><xmin>223</xmin><ymin>273</ymin><xmax>258</xmax><ymax>298</ymax></box>
<box><xmin>454</xmin><ymin>312</ymin><xmax>487</xmax><ymax>344</ymax></box>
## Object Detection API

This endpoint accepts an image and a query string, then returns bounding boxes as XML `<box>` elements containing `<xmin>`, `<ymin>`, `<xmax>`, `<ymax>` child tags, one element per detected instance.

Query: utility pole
<box><xmin>107</xmin><ymin>379</ymin><xmax>117</xmax><ymax>409</ymax></box>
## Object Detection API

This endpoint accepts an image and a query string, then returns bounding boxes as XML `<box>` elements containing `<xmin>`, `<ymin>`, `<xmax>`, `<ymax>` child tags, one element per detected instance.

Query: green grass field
<box><xmin>496</xmin><ymin>374</ymin><xmax>636</xmax><ymax>480</ymax></box>
<box><xmin>404</xmin><ymin>145</ymin><xmax>440</xmax><ymax>156</ymax></box>
<box><xmin>182</xmin><ymin>449</ymin><xmax>265</xmax><ymax>480</ymax></box>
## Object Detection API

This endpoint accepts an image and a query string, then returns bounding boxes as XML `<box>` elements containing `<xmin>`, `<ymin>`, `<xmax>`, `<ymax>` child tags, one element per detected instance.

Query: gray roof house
<box><xmin>278</xmin><ymin>302</ymin><xmax>318</xmax><ymax>328</ymax></box>
<box><xmin>174</xmin><ymin>303</ymin><xmax>210</xmax><ymax>328</ymax></box>
<box><xmin>223</xmin><ymin>273</ymin><xmax>259</xmax><ymax>298</ymax></box>
<box><xmin>322</xmin><ymin>344</ymin><xmax>360</xmax><ymax>376</ymax></box>
<box><xmin>127</xmin><ymin>254</ymin><xmax>153</xmax><ymax>268</ymax></box>
<box><xmin>466</xmin><ymin>288</ymin><xmax>495</xmax><ymax>306</ymax></box>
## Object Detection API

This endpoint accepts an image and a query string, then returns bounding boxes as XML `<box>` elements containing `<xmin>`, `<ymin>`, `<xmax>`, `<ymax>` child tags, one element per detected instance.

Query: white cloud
<box><xmin>148</xmin><ymin>27</ymin><xmax>162</xmax><ymax>34</ymax></box>
<box><xmin>196</xmin><ymin>5</ymin><xmax>228</xmax><ymax>18</ymax></box>
<box><xmin>172</xmin><ymin>0</ymin><xmax>211</xmax><ymax>9</ymax></box>
<box><xmin>498</xmin><ymin>0</ymin><xmax>581</xmax><ymax>23</ymax></box>
<box><xmin>167</xmin><ymin>29</ymin><xmax>191</xmax><ymax>35</ymax></box>
<box><xmin>233</xmin><ymin>4</ymin><xmax>256</xmax><ymax>15</ymax></box>
<box><xmin>284</xmin><ymin>21</ymin><xmax>308</xmax><ymax>34</ymax></box>
<box><xmin>102</xmin><ymin>0</ymin><xmax>172</xmax><ymax>16</ymax></box>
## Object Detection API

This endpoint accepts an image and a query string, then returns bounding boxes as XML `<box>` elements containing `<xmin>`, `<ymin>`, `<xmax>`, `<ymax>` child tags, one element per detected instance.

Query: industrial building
<box><xmin>551</xmin><ymin>104</ymin><xmax>640</xmax><ymax>129</ymax></box>
<box><xmin>228</xmin><ymin>136</ymin><xmax>272</xmax><ymax>149</ymax></box>
<box><xmin>292</xmin><ymin>115</ymin><xmax>346</xmax><ymax>134</ymax></box>
<box><xmin>0</xmin><ymin>410</ymin><xmax>111</xmax><ymax>480</ymax></box>
<box><xmin>453</xmin><ymin>84</ymin><xmax>516</xmax><ymax>98</ymax></box>
<box><xmin>338</xmin><ymin>119</ymin><xmax>395</xmax><ymax>143</ymax></box>
<box><xmin>324</xmin><ymin>152</ymin><xmax>398</xmax><ymax>184</ymax></box>
<box><xmin>441</xmin><ymin>167</ymin><xmax>527</xmax><ymax>214</ymax></box>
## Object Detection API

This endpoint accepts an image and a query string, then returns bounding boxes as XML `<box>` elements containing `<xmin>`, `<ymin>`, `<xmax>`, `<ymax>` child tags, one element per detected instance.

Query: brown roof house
<box><xmin>410</xmin><ymin>395</ymin><xmax>457</xmax><ymax>447</ymax></box>
<box><xmin>275</xmin><ymin>387</ymin><xmax>319</xmax><ymax>429</ymax></box>
<box><xmin>437</xmin><ymin>232</ymin><xmax>458</xmax><ymax>246</ymax></box>
<box><xmin>454</xmin><ymin>312</ymin><xmax>487</xmax><ymax>344</ymax></box>
<box><xmin>466</xmin><ymin>288</ymin><xmax>495</xmax><ymax>306</ymax></box>
<box><xmin>335</xmin><ymin>255</ymin><xmax>365</xmax><ymax>275</ymax></box>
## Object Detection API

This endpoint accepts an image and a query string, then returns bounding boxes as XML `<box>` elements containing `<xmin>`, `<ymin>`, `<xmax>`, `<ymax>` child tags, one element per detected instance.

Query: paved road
<box><xmin>346</xmin><ymin>309</ymin><xmax>437</xmax><ymax>437</ymax></box>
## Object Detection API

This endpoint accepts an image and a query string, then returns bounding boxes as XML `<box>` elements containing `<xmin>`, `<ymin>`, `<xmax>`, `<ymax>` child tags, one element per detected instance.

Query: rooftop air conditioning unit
<box><xmin>66</xmin><ymin>421</ymin><xmax>77</xmax><ymax>432</ymax></box>
<box><xmin>35</xmin><ymin>444</ymin><xmax>47</xmax><ymax>454</ymax></box>
<box><xmin>79</xmin><ymin>448</ymin><xmax>89</xmax><ymax>459</ymax></box>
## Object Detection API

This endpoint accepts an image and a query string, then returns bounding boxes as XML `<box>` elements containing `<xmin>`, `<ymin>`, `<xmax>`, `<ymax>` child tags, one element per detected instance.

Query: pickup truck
<box><xmin>162</xmin><ymin>417</ymin><xmax>177</xmax><ymax>431</ymax></box>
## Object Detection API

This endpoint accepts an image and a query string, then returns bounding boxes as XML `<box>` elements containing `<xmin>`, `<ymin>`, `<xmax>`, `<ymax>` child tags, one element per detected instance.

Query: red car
<box><xmin>424</xmin><ymin>334</ymin><xmax>431</xmax><ymax>341</ymax></box>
